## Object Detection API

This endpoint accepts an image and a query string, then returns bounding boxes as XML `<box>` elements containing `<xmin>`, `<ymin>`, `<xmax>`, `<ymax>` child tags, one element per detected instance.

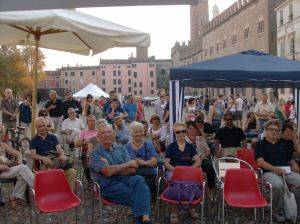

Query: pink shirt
<box><xmin>79</xmin><ymin>129</ymin><xmax>98</xmax><ymax>142</ymax></box>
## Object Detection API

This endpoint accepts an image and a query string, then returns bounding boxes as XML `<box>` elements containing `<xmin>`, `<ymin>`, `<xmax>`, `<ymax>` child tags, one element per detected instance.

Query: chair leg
<box><xmin>222</xmin><ymin>189</ymin><xmax>225</xmax><ymax>224</ymax></box>
<box><xmin>75</xmin><ymin>206</ymin><xmax>78</xmax><ymax>224</ymax></box>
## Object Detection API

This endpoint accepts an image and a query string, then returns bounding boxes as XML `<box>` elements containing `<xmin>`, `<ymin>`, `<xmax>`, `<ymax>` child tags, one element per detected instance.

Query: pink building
<box><xmin>61</xmin><ymin>57</ymin><xmax>158</xmax><ymax>97</ymax></box>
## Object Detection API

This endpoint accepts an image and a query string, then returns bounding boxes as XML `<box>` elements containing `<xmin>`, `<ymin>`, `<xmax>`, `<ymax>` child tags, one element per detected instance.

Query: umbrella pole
<box><xmin>31</xmin><ymin>35</ymin><xmax>40</xmax><ymax>138</ymax></box>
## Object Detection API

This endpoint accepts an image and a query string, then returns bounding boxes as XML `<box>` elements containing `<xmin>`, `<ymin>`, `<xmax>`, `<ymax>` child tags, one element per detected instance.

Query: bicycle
<box><xmin>1</xmin><ymin>126</ymin><xmax>31</xmax><ymax>156</ymax></box>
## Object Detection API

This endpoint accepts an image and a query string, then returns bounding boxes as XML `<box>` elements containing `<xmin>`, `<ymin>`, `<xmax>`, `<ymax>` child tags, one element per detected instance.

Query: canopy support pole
<box><xmin>294</xmin><ymin>88</ymin><xmax>300</xmax><ymax>139</ymax></box>
<box><xmin>31</xmin><ymin>32</ymin><xmax>41</xmax><ymax>138</ymax></box>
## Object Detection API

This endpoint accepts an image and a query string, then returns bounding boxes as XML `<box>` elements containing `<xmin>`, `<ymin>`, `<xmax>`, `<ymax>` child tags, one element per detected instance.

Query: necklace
<box><xmin>177</xmin><ymin>142</ymin><xmax>185</xmax><ymax>151</ymax></box>
<box><xmin>132</xmin><ymin>140</ymin><xmax>143</xmax><ymax>149</ymax></box>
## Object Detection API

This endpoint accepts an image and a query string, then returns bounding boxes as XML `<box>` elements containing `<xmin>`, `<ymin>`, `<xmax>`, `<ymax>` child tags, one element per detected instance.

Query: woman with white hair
<box><xmin>125</xmin><ymin>122</ymin><xmax>157</xmax><ymax>196</ymax></box>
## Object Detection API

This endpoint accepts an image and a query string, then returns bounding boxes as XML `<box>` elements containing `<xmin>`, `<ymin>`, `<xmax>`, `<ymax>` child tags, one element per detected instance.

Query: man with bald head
<box><xmin>0</xmin><ymin>89</ymin><xmax>18</xmax><ymax>129</ymax></box>
<box><xmin>90</xmin><ymin>124</ymin><xmax>152</xmax><ymax>224</ymax></box>
<box><xmin>30</xmin><ymin>117</ymin><xmax>76</xmax><ymax>189</ymax></box>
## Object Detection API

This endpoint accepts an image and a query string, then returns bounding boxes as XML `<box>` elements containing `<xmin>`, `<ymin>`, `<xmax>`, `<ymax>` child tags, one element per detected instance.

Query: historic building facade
<box><xmin>171</xmin><ymin>0</ymin><xmax>285</xmax><ymax>100</ymax></box>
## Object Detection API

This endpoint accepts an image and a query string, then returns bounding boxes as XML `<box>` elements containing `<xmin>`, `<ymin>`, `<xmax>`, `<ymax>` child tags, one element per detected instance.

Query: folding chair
<box><xmin>30</xmin><ymin>169</ymin><xmax>85</xmax><ymax>224</ymax></box>
<box><xmin>156</xmin><ymin>166</ymin><xmax>205</xmax><ymax>223</ymax></box>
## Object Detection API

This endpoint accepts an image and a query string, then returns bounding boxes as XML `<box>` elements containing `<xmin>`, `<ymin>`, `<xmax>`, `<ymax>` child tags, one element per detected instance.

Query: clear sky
<box><xmin>43</xmin><ymin>0</ymin><xmax>236</xmax><ymax>70</ymax></box>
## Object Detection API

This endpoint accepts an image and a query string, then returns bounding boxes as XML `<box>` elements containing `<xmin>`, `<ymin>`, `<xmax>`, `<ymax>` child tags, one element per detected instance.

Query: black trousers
<box><xmin>201</xmin><ymin>159</ymin><xmax>216</xmax><ymax>189</ymax></box>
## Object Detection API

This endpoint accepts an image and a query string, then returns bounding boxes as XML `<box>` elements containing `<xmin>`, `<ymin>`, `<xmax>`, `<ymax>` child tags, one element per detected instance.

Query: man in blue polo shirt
<box><xmin>30</xmin><ymin>117</ymin><xmax>76</xmax><ymax>190</ymax></box>
<box><xmin>90</xmin><ymin>123</ymin><xmax>152</xmax><ymax>224</ymax></box>
<box><xmin>123</xmin><ymin>95</ymin><xmax>137</xmax><ymax>122</ymax></box>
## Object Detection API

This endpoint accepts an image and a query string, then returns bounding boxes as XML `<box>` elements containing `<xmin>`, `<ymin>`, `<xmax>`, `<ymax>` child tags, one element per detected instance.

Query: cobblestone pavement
<box><xmin>0</xmin><ymin>181</ymin><xmax>272</xmax><ymax>224</ymax></box>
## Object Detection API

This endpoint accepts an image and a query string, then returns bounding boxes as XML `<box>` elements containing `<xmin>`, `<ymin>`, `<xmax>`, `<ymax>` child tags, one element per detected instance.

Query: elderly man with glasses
<box><xmin>90</xmin><ymin>123</ymin><xmax>152</xmax><ymax>224</ymax></box>
<box><xmin>255</xmin><ymin>119</ymin><xmax>300</xmax><ymax>223</ymax></box>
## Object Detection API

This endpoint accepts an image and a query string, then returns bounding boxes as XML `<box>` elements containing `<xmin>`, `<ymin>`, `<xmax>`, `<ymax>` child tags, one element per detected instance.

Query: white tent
<box><xmin>73</xmin><ymin>83</ymin><xmax>109</xmax><ymax>98</ymax></box>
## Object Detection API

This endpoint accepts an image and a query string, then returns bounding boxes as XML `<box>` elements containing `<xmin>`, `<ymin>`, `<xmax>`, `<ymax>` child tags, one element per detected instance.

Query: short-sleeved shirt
<box><xmin>123</xmin><ymin>103</ymin><xmax>137</xmax><ymax>121</ymax></box>
<box><xmin>79</xmin><ymin>129</ymin><xmax>98</xmax><ymax>142</ymax></box>
<box><xmin>45</xmin><ymin>98</ymin><xmax>64</xmax><ymax>118</ymax></box>
<box><xmin>165</xmin><ymin>142</ymin><xmax>197</xmax><ymax>167</ymax></box>
<box><xmin>254</xmin><ymin>101</ymin><xmax>275</xmax><ymax>116</ymax></box>
<box><xmin>89</xmin><ymin>144</ymin><xmax>131</xmax><ymax>187</ymax></box>
<box><xmin>61</xmin><ymin>118</ymin><xmax>85</xmax><ymax>131</ymax></box>
<box><xmin>19</xmin><ymin>102</ymin><xmax>31</xmax><ymax>124</ymax></box>
<box><xmin>30</xmin><ymin>133</ymin><xmax>59</xmax><ymax>156</ymax></box>
<box><xmin>105</xmin><ymin>106</ymin><xmax>124</xmax><ymax>123</ymax></box>
<box><xmin>1</xmin><ymin>99</ymin><xmax>18</xmax><ymax>122</ymax></box>
<box><xmin>280</xmin><ymin>138</ymin><xmax>294</xmax><ymax>158</ymax></box>
<box><xmin>125</xmin><ymin>141</ymin><xmax>157</xmax><ymax>161</ymax></box>
<box><xmin>255</xmin><ymin>139</ymin><xmax>293</xmax><ymax>172</ymax></box>
<box><xmin>235</xmin><ymin>98</ymin><xmax>244</xmax><ymax>111</ymax></box>
<box><xmin>215</xmin><ymin>126</ymin><xmax>246</xmax><ymax>148</ymax></box>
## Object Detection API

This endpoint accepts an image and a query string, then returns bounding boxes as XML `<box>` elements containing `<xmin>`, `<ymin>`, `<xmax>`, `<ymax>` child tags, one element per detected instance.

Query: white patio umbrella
<box><xmin>0</xmin><ymin>9</ymin><xmax>150</xmax><ymax>136</ymax></box>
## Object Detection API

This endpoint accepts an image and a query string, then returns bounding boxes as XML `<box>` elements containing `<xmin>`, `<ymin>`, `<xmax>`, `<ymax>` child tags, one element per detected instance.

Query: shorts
<box><xmin>236</xmin><ymin>111</ymin><xmax>242</xmax><ymax>120</ymax></box>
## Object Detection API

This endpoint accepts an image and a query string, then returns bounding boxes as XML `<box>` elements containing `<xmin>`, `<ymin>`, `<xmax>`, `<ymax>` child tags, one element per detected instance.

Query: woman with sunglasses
<box><xmin>164</xmin><ymin>122</ymin><xmax>201</xmax><ymax>223</ymax></box>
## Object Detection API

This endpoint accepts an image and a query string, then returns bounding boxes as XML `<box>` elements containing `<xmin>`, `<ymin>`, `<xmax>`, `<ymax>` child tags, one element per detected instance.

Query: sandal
<box><xmin>188</xmin><ymin>208</ymin><xmax>199</xmax><ymax>219</ymax></box>
<box><xmin>170</xmin><ymin>213</ymin><xmax>180</xmax><ymax>224</ymax></box>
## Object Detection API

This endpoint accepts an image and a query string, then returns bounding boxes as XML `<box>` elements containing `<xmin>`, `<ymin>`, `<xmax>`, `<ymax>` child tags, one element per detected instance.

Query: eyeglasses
<box><xmin>225</xmin><ymin>118</ymin><xmax>233</xmax><ymax>121</ymax></box>
<box><xmin>267</xmin><ymin>128</ymin><xmax>280</xmax><ymax>132</ymax></box>
<box><xmin>175</xmin><ymin>130</ymin><xmax>187</xmax><ymax>134</ymax></box>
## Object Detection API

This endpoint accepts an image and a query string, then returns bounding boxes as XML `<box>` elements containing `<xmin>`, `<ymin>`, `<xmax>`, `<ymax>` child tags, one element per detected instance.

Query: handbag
<box><xmin>164</xmin><ymin>180</ymin><xmax>202</xmax><ymax>210</ymax></box>
<box><xmin>283</xmin><ymin>174</ymin><xmax>298</xmax><ymax>223</ymax></box>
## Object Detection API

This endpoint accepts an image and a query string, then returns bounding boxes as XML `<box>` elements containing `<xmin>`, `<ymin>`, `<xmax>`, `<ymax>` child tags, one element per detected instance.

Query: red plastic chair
<box><xmin>32</xmin><ymin>169</ymin><xmax>82</xmax><ymax>223</ymax></box>
<box><xmin>223</xmin><ymin>168</ymin><xmax>271</xmax><ymax>223</ymax></box>
<box><xmin>158</xmin><ymin>166</ymin><xmax>205</xmax><ymax>223</ymax></box>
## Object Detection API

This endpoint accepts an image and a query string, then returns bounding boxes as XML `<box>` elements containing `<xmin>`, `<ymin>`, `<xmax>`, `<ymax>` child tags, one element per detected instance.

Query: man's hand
<box><xmin>42</xmin><ymin>157</ymin><xmax>53</xmax><ymax>167</ymax></box>
<box><xmin>137</xmin><ymin>159</ymin><xmax>146</xmax><ymax>166</ymax></box>
<box><xmin>0</xmin><ymin>164</ymin><xmax>9</xmax><ymax>172</ymax></box>
<box><xmin>100</xmin><ymin>156</ymin><xmax>109</xmax><ymax>164</ymax></box>
<box><xmin>274</xmin><ymin>167</ymin><xmax>285</xmax><ymax>176</ymax></box>
<box><xmin>127</xmin><ymin>160</ymin><xmax>139</xmax><ymax>169</ymax></box>
<box><xmin>58</xmin><ymin>154</ymin><xmax>67</xmax><ymax>163</ymax></box>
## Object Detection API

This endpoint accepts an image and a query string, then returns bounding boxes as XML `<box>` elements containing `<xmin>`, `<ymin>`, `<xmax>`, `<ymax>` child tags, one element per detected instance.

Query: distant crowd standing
<box><xmin>0</xmin><ymin>87</ymin><xmax>300</xmax><ymax>223</ymax></box>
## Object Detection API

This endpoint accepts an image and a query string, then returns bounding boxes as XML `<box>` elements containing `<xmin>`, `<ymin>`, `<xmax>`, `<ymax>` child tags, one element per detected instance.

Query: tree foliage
<box><xmin>0</xmin><ymin>45</ymin><xmax>46</xmax><ymax>95</ymax></box>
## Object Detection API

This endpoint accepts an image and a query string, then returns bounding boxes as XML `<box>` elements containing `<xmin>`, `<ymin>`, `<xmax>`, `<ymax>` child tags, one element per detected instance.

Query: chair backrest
<box><xmin>34</xmin><ymin>169</ymin><xmax>74</xmax><ymax>202</ymax></box>
<box><xmin>224</xmin><ymin>168</ymin><xmax>262</xmax><ymax>196</ymax></box>
<box><xmin>236</xmin><ymin>149</ymin><xmax>259</xmax><ymax>170</ymax></box>
<box><xmin>171</xmin><ymin>166</ymin><xmax>203</xmax><ymax>183</ymax></box>
<box><xmin>213</xmin><ymin>157</ymin><xmax>254</xmax><ymax>180</ymax></box>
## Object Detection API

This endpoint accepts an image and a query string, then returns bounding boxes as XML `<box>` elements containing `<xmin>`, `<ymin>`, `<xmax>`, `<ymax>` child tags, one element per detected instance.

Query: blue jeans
<box><xmin>99</xmin><ymin>175</ymin><xmax>151</xmax><ymax>219</ymax></box>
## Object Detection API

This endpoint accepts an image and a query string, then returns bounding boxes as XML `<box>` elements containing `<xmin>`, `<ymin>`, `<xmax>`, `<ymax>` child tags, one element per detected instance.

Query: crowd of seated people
<box><xmin>3</xmin><ymin>87</ymin><xmax>300</xmax><ymax>224</ymax></box>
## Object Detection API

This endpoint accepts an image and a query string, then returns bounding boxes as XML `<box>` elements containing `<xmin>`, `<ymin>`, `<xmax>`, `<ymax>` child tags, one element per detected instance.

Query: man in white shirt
<box><xmin>254</xmin><ymin>94</ymin><xmax>275</xmax><ymax>134</ymax></box>
<box><xmin>235</xmin><ymin>93</ymin><xmax>244</xmax><ymax>128</ymax></box>
<box><xmin>154</xmin><ymin>93</ymin><xmax>167</xmax><ymax>121</ymax></box>
<box><xmin>61</xmin><ymin>108</ymin><xmax>85</xmax><ymax>151</ymax></box>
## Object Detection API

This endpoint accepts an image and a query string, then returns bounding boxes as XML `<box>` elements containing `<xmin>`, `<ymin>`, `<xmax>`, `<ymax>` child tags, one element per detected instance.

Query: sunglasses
<box><xmin>175</xmin><ymin>130</ymin><xmax>187</xmax><ymax>134</ymax></box>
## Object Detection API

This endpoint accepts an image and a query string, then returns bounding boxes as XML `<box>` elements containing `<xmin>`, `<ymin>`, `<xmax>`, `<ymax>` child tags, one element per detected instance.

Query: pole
<box><xmin>31</xmin><ymin>34</ymin><xmax>40</xmax><ymax>137</ymax></box>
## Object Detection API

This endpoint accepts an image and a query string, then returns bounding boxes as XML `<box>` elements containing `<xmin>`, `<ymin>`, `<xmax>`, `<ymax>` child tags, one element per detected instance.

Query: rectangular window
<box><xmin>244</xmin><ymin>27</ymin><xmax>249</xmax><ymax>40</ymax></box>
<box><xmin>118</xmin><ymin>70</ymin><xmax>121</xmax><ymax>76</ymax></box>
<box><xmin>257</xmin><ymin>21</ymin><xmax>264</xmax><ymax>34</ymax></box>
<box><xmin>118</xmin><ymin>87</ymin><xmax>122</xmax><ymax>93</ymax></box>
<box><xmin>223</xmin><ymin>40</ymin><xmax>227</xmax><ymax>49</ymax></box>
<box><xmin>92</xmin><ymin>71</ymin><xmax>96</xmax><ymax>76</ymax></box>
<box><xmin>114</xmin><ymin>87</ymin><xmax>117</xmax><ymax>92</ymax></box>
<box><xmin>139</xmin><ymin>82</ymin><xmax>142</xmax><ymax>87</ymax></box>
<box><xmin>289</xmin><ymin>4</ymin><xmax>293</xmax><ymax>21</ymax></box>
<box><xmin>128</xmin><ymin>70</ymin><xmax>131</xmax><ymax>76</ymax></box>
<box><xmin>134</xmin><ymin>72</ymin><xmax>137</xmax><ymax>78</ymax></box>
<box><xmin>232</xmin><ymin>34</ymin><xmax>237</xmax><ymax>45</ymax></box>
<box><xmin>139</xmin><ymin>90</ymin><xmax>142</xmax><ymax>95</ymax></box>
<box><xmin>113</xmin><ymin>79</ymin><xmax>116</xmax><ymax>85</ymax></box>
<box><xmin>150</xmin><ymin>71</ymin><xmax>153</xmax><ymax>78</ymax></box>
<box><xmin>151</xmin><ymin>90</ymin><xmax>154</xmax><ymax>94</ymax></box>
<box><xmin>102</xmin><ymin>79</ymin><xmax>106</xmax><ymax>85</ymax></box>
<box><xmin>80</xmin><ymin>71</ymin><xmax>83</xmax><ymax>77</ymax></box>
<box><xmin>290</xmin><ymin>37</ymin><xmax>295</xmax><ymax>56</ymax></box>
<box><xmin>65</xmin><ymin>72</ymin><xmax>68</xmax><ymax>77</ymax></box>
<box><xmin>118</xmin><ymin>79</ymin><xmax>121</xmax><ymax>85</ymax></box>
<box><xmin>113</xmin><ymin>70</ymin><xmax>116</xmax><ymax>76</ymax></box>
<box><xmin>151</xmin><ymin>82</ymin><xmax>154</xmax><ymax>87</ymax></box>
<box><xmin>280</xmin><ymin>10</ymin><xmax>284</xmax><ymax>25</ymax></box>
<box><xmin>71</xmin><ymin>72</ymin><xmax>75</xmax><ymax>76</ymax></box>
<box><xmin>103</xmin><ymin>87</ymin><xmax>106</xmax><ymax>91</ymax></box>
<box><xmin>134</xmin><ymin>90</ymin><xmax>137</xmax><ymax>95</ymax></box>
<box><xmin>132</xmin><ymin>64</ymin><xmax>137</xmax><ymax>68</ymax></box>
<box><xmin>65</xmin><ymin>80</ymin><xmax>68</xmax><ymax>84</ymax></box>
<box><xmin>280</xmin><ymin>88</ymin><xmax>285</xmax><ymax>94</ymax></box>
<box><xmin>102</xmin><ymin>70</ymin><xmax>105</xmax><ymax>76</ymax></box>
<box><xmin>128</xmin><ymin>79</ymin><xmax>131</xmax><ymax>84</ymax></box>
<box><xmin>128</xmin><ymin>87</ymin><xmax>132</xmax><ymax>92</ymax></box>
<box><xmin>134</xmin><ymin>82</ymin><xmax>137</xmax><ymax>88</ymax></box>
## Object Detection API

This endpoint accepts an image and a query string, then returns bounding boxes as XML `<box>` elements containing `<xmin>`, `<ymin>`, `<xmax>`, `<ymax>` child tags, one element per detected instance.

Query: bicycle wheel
<box><xmin>20</xmin><ymin>138</ymin><xmax>31</xmax><ymax>153</ymax></box>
